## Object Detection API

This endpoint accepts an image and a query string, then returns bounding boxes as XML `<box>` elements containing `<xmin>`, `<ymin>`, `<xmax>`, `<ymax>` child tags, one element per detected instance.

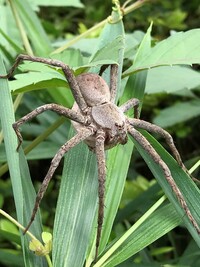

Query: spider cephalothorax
<box><xmin>72</xmin><ymin>73</ymin><xmax>128</xmax><ymax>150</ymax></box>
<box><xmin>1</xmin><ymin>54</ymin><xmax>199</xmax><ymax>263</ymax></box>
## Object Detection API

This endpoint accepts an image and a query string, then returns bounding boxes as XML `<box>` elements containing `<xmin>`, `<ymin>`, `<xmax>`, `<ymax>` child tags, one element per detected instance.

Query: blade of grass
<box><xmin>89</xmin><ymin>21</ymin><xmax>152</xmax><ymax>267</ymax></box>
<box><xmin>52</xmin><ymin>128</ymin><xmax>98</xmax><ymax>267</ymax></box>
<box><xmin>0</xmin><ymin>52</ymin><xmax>47</xmax><ymax>266</ymax></box>
<box><xmin>87</xmin><ymin>4</ymin><xmax>126</xmax><ymax>261</ymax></box>
<box><xmin>101</xmin><ymin>131</ymin><xmax>200</xmax><ymax>266</ymax></box>
<box><xmin>13</xmin><ymin>0</ymin><xmax>52</xmax><ymax>55</ymax></box>
<box><xmin>134</xmin><ymin>130</ymin><xmax>200</xmax><ymax>244</ymax></box>
<box><xmin>100</xmin><ymin>203</ymin><xmax>181</xmax><ymax>267</ymax></box>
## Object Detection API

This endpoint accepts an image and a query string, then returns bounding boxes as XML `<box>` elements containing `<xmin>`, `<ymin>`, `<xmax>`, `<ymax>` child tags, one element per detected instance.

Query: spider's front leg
<box><xmin>12</xmin><ymin>103</ymin><xmax>86</xmax><ymax>150</ymax></box>
<box><xmin>120</xmin><ymin>98</ymin><xmax>140</xmax><ymax>119</ymax></box>
<box><xmin>94</xmin><ymin>129</ymin><xmax>106</xmax><ymax>262</ymax></box>
<box><xmin>128</xmin><ymin>118</ymin><xmax>188</xmax><ymax>173</ymax></box>
<box><xmin>127</xmin><ymin>125</ymin><xmax>200</xmax><ymax>235</ymax></box>
<box><xmin>24</xmin><ymin>127</ymin><xmax>94</xmax><ymax>233</ymax></box>
<box><xmin>98</xmin><ymin>64</ymin><xmax>118</xmax><ymax>103</ymax></box>
<box><xmin>0</xmin><ymin>54</ymin><xmax>88</xmax><ymax>113</ymax></box>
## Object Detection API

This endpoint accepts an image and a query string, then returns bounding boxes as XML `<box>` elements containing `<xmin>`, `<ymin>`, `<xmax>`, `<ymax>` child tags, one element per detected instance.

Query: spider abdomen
<box><xmin>77</xmin><ymin>73</ymin><xmax>110</xmax><ymax>106</ymax></box>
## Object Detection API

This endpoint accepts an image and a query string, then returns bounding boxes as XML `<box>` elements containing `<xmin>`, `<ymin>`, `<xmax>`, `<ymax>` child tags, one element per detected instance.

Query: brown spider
<box><xmin>1</xmin><ymin>54</ymin><xmax>200</xmax><ymax>262</ymax></box>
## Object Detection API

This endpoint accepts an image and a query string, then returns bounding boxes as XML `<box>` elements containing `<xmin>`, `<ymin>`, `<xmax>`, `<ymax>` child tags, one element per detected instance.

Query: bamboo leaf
<box><xmin>145</xmin><ymin>66</ymin><xmax>200</xmax><ymax>94</ymax></box>
<box><xmin>124</xmin><ymin>29</ymin><xmax>200</xmax><ymax>76</ymax></box>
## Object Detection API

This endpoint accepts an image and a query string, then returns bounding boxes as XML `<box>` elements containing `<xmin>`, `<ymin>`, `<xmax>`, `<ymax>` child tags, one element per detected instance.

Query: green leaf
<box><xmin>10</xmin><ymin>70</ymin><xmax>67</xmax><ymax>94</ymax></box>
<box><xmin>124</xmin><ymin>29</ymin><xmax>200</xmax><ymax>76</ymax></box>
<box><xmin>99</xmin><ymin>203</ymin><xmax>181</xmax><ymax>267</ymax></box>
<box><xmin>134</xmin><ymin>131</ymin><xmax>200</xmax><ymax>243</ymax></box>
<box><xmin>145</xmin><ymin>66</ymin><xmax>200</xmax><ymax>94</ymax></box>
<box><xmin>0</xmin><ymin>249</ymin><xmax>24</xmax><ymax>267</ymax></box>
<box><xmin>99</xmin><ymin>130</ymin><xmax>200</xmax><ymax>266</ymax></box>
<box><xmin>33</xmin><ymin>0</ymin><xmax>84</xmax><ymax>8</ymax></box>
<box><xmin>53</xmin><ymin>129</ymin><xmax>98</xmax><ymax>267</ymax></box>
<box><xmin>153</xmin><ymin>99</ymin><xmax>200</xmax><ymax>127</ymax></box>
<box><xmin>89</xmin><ymin>36</ymin><xmax>124</xmax><ymax>65</ymax></box>
<box><xmin>14</xmin><ymin>0</ymin><xmax>52</xmax><ymax>55</ymax></box>
<box><xmin>0</xmin><ymin>52</ymin><xmax>47</xmax><ymax>266</ymax></box>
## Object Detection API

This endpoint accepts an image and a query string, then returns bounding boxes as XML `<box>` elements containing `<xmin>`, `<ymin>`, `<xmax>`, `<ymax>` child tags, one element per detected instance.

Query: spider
<box><xmin>1</xmin><ymin>54</ymin><xmax>200</xmax><ymax>262</ymax></box>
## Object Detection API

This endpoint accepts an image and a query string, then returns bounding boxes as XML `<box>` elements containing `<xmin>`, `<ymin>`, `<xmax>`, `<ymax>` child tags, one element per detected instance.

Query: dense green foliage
<box><xmin>0</xmin><ymin>0</ymin><xmax>200</xmax><ymax>266</ymax></box>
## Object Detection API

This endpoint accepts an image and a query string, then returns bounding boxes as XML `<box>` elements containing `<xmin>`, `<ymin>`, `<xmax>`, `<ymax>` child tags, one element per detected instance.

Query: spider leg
<box><xmin>128</xmin><ymin>125</ymin><xmax>200</xmax><ymax>235</ymax></box>
<box><xmin>128</xmin><ymin>118</ymin><xmax>187</xmax><ymax>172</ymax></box>
<box><xmin>99</xmin><ymin>64</ymin><xmax>110</xmax><ymax>76</ymax></box>
<box><xmin>94</xmin><ymin>129</ymin><xmax>106</xmax><ymax>262</ymax></box>
<box><xmin>120</xmin><ymin>98</ymin><xmax>140</xmax><ymax>119</ymax></box>
<box><xmin>110</xmin><ymin>64</ymin><xmax>118</xmax><ymax>103</ymax></box>
<box><xmin>13</xmin><ymin>103</ymin><xmax>87</xmax><ymax>150</ymax></box>
<box><xmin>0</xmin><ymin>54</ymin><xmax>88</xmax><ymax>113</ymax></box>
<box><xmin>23</xmin><ymin>127</ymin><xmax>94</xmax><ymax>234</ymax></box>
<box><xmin>98</xmin><ymin>64</ymin><xmax>118</xmax><ymax>103</ymax></box>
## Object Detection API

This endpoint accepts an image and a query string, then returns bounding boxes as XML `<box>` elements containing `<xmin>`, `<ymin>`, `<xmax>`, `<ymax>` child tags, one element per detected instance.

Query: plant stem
<box><xmin>7</xmin><ymin>0</ymin><xmax>33</xmax><ymax>56</ymax></box>
<box><xmin>0</xmin><ymin>209</ymin><xmax>53</xmax><ymax>267</ymax></box>
<box><xmin>52</xmin><ymin>0</ymin><xmax>152</xmax><ymax>54</ymax></box>
<box><xmin>189</xmin><ymin>159</ymin><xmax>200</xmax><ymax>175</ymax></box>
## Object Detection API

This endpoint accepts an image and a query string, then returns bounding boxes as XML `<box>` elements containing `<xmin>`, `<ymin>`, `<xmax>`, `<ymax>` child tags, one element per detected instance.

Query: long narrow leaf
<box><xmin>94</xmin><ymin>19</ymin><xmax>153</xmax><ymax>265</ymax></box>
<box><xmin>102</xmin><ymin>203</ymin><xmax>181</xmax><ymax>267</ymax></box>
<box><xmin>14</xmin><ymin>0</ymin><xmax>52</xmax><ymax>55</ymax></box>
<box><xmin>133</xmin><ymin>131</ymin><xmax>200</xmax><ymax>243</ymax></box>
<box><xmin>53</xmin><ymin>129</ymin><xmax>98</xmax><ymax>267</ymax></box>
<box><xmin>0</xmin><ymin>53</ymin><xmax>46</xmax><ymax>266</ymax></box>
<box><xmin>97</xmin><ymin>130</ymin><xmax>200</xmax><ymax>266</ymax></box>
<box><xmin>124</xmin><ymin>28</ymin><xmax>200</xmax><ymax>76</ymax></box>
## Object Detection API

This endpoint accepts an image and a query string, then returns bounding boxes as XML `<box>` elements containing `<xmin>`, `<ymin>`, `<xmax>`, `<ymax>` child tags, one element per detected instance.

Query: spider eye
<box><xmin>115</xmin><ymin>121</ymin><xmax>124</xmax><ymax>129</ymax></box>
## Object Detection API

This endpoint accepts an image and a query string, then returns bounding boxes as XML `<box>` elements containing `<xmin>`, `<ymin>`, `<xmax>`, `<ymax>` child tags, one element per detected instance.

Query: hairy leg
<box><xmin>94</xmin><ymin>129</ymin><xmax>106</xmax><ymax>262</ymax></box>
<box><xmin>110</xmin><ymin>64</ymin><xmax>118</xmax><ymax>103</ymax></box>
<box><xmin>0</xmin><ymin>54</ymin><xmax>88</xmax><ymax>113</ymax></box>
<box><xmin>13</xmin><ymin>103</ymin><xmax>87</xmax><ymax>150</ymax></box>
<box><xmin>128</xmin><ymin>125</ymin><xmax>200</xmax><ymax>235</ymax></box>
<box><xmin>128</xmin><ymin>118</ymin><xmax>186</xmax><ymax>171</ymax></box>
<box><xmin>120</xmin><ymin>98</ymin><xmax>140</xmax><ymax>119</ymax></box>
<box><xmin>98</xmin><ymin>64</ymin><xmax>118</xmax><ymax>103</ymax></box>
<box><xmin>24</xmin><ymin>127</ymin><xmax>94</xmax><ymax>233</ymax></box>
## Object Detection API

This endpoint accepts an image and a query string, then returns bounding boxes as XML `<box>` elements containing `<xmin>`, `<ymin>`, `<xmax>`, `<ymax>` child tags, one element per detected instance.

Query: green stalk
<box><xmin>0</xmin><ymin>209</ymin><xmax>52</xmax><ymax>267</ymax></box>
<box><xmin>7</xmin><ymin>0</ymin><xmax>33</xmax><ymax>56</ymax></box>
<box><xmin>52</xmin><ymin>0</ymin><xmax>152</xmax><ymax>54</ymax></box>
